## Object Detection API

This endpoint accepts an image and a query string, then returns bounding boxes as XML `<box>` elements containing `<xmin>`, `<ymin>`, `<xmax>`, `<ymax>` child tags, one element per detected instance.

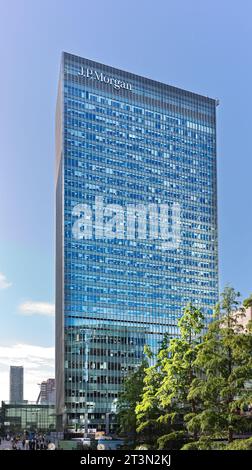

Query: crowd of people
<box><xmin>0</xmin><ymin>433</ymin><xmax>52</xmax><ymax>450</ymax></box>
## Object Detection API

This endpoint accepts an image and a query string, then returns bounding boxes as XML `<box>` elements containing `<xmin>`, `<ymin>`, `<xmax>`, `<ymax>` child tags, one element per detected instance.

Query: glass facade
<box><xmin>56</xmin><ymin>52</ymin><xmax>219</xmax><ymax>432</ymax></box>
<box><xmin>1</xmin><ymin>402</ymin><xmax>56</xmax><ymax>432</ymax></box>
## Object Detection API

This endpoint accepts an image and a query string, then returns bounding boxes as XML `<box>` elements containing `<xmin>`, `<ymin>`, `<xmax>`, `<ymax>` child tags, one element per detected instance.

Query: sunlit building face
<box><xmin>55</xmin><ymin>52</ymin><xmax>219</xmax><ymax>432</ymax></box>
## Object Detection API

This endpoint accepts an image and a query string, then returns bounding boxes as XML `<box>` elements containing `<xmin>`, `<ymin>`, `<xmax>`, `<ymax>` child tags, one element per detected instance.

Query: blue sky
<box><xmin>0</xmin><ymin>0</ymin><xmax>251</xmax><ymax>400</ymax></box>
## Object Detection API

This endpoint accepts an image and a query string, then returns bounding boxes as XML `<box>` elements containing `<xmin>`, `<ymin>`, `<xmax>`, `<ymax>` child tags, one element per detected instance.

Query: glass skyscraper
<box><xmin>56</xmin><ymin>52</ymin><xmax>218</xmax><ymax>432</ymax></box>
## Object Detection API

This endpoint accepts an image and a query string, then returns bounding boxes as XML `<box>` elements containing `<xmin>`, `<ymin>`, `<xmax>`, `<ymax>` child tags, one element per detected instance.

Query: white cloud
<box><xmin>19</xmin><ymin>301</ymin><xmax>55</xmax><ymax>317</ymax></box>
<box><xmin>0</xmin><ymin>272</ymin><xmax>12</xmax><ymax>289</ymax></box>
<box><xmin>0</xmin><ymin>343</ymin><xmax>55</xmax><ymax>402</ymax></box>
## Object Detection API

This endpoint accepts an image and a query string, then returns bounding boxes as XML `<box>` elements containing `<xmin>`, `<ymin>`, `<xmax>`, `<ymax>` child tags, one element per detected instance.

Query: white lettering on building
<box><xmin>78</xmin><ymin>66</ymin><xmax>132</xmax><ymax>91</ymax></box>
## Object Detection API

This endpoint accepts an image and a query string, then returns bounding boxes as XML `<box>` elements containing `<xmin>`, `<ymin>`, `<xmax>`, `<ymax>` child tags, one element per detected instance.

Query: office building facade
<box><xmin>9</xmin><ymin>366</ymin><xmax>24</xmax><ymax>403</ymax></box>
<box><xmin>56</xmin><ymin>52</ymin><xmax>218</xmax><ymax>432</ymax></box>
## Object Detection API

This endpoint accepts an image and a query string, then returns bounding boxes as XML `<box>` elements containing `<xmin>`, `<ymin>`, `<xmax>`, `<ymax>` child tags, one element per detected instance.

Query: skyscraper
<box><xmin>56</xmin><ymin>52</ymin><xmax>219</xmax><ymax>432</ymax></box>
<box><xmin>10</xmin><ymin>366</ymin><xmax>24</xmax><ymax>403</ymax></box>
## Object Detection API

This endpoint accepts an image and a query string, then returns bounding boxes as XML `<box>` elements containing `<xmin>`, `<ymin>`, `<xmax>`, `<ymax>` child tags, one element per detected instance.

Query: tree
<box><xmin>117</xmin><ymin>359</ymin><xmax>147</xmax><ymax>447</ymax></box>
<box><xmin>243</xmin><ymin>294</ymin><xmax>252</xmax><ymax>309</ymax></box>
<box><xmin>185</xmin><ymin>286</ymin><xmax>252</xmax><ymax>449</ymax></box>
<box><xmin>155</xmin><ymin>304</ymin><xmax>204</xmax><ymax>448</ymax></box>
<box><xmin>136</xmin><ymin>304</ymin><xmax>204</xmax><ymax>449</ymax></box>
<box><xmin>135</xmin><ymin>355</ymin><xmax>164</xmax><ymax>447</ymax></box>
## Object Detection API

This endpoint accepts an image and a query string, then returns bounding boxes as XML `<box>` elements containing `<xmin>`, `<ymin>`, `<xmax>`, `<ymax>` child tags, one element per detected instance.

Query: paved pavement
<box><xmin>0</xmin><ymin>439</ymin><xmax>25</xmax><ymax>450</ymax></box>
<box><xmin>0</xmin><ymin>439</ymin><xmax>12</xmax><ymax>450</ymax></box>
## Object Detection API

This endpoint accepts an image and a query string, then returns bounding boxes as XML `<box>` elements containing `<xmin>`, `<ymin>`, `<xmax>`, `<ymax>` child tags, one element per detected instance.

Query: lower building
<box><xmin>0</xmin><ymin>401</ymin><xmax>56</xmax><ymax>433</ymax></box>
<box><xmin>64</xmin><ymin>323</ymin><xmax>146</xmax><ymax>433</ymax></box>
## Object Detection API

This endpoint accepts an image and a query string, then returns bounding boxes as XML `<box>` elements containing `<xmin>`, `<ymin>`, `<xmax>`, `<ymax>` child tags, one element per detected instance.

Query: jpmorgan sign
<box><xmin>78</xmin><ymin>66</ymin><xmax>133</xmax><ymax>91</ymax></box>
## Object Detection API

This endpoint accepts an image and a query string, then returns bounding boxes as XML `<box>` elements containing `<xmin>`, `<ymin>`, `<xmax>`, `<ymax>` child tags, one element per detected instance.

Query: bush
<box><xmin>224</xmin><ymin>438</ymin><xmax>252</xmax><ymax>450</ymax></box>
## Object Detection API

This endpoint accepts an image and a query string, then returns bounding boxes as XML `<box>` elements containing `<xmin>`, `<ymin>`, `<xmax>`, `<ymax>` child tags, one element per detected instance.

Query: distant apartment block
<box><xmin>37</xmin><ymin>378</ymin><xmax>56</xmax><ymax>405</ymax></box>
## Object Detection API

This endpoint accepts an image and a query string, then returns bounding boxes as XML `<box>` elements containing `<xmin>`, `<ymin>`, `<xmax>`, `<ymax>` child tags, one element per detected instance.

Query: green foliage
<box><xmin>157</xmin><ymin>431</ymin><xmax>186</xmax><ymax>450</ymax></box>
<box><xmin>186</xmin><ymin>286</ymin><xmax>252</xmax><ymax>444</ymax></box>
<box><xmin>181</xmin><ymin>437</ymin><xmax>214</xmax><ymax>450</ymax></box>
<box><xmin>181</xmin><ymin>437</ymin><xmax>227</xmax><ymax>450</ymax></box>
<box><xmin>135</xmin><ymin>363</ymin><xmax>163</xmax><ymax>444</ymax></box>
<box><xmin>117</xmin><ymin>360</ymin><xmax>147</xmax><ymax>444</ymax></box>
<box><xmin>120</xmin><ymin>286</ymin><xmax>252</xmax><ymax>450</ymax></box>
<box><xmin>243</xmin><ymin>294</ymin><xmax>252</xmax><ymax>308</ymax></box>
<box><xmin>224</xmin><ymin>437</ymin><xmax>252</xmax><ymax>450</ymax></box>
<box><xmin>136</xmin><ymin>304</ymin><xmax>205</xmax><ymax>448</ymax></box>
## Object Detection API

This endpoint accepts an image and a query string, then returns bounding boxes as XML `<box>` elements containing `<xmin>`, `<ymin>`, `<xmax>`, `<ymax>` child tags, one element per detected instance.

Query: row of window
<box><xmin>65</xmin><ymin>115</ymin><xmax>215</xmax><ymax>145</ymax></box>
<box><xmin>65</xmin><ymin>145</ymin><xmax>215</xmax><ymax>177</ymax></box>
<box><xmin>64</xmin><ymin>134</ymin><xmax>215</xmax><ymax>174</ymax></box>
<box><xmin>64</xmin><ymin>164</ymin><xmax>214</xmax><ymax>199</ymax></box>
<box><xmin>64</xmin><ymin>154</ymin><xmax>214</xmax><ymax>187</ymax></box>
<box><xmin>64</xmin><ymin>128</ymin><xmax>214</xmax><ymax>159</ymax></box>
<box><xmin>65</xmin><ymin>390</ymin><xmax>118</xmax><ymax>399</ymax></box>
<box><xmin>66</xmin><ymin>375</ymin><xmax>125</xmax><ymax>384</ymax></box>
<box><xmin>64</xmin><ymin>84</ymin><xmax>215</xmax><ymax>130</ymax></box>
